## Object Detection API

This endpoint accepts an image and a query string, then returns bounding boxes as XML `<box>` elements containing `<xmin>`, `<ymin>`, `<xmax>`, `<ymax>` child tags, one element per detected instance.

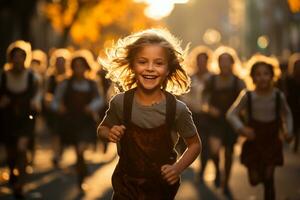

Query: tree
<box><xmin>44</xmin><ymin>0</ymin><xmax>159</xmax><ymax>52</ymax></box>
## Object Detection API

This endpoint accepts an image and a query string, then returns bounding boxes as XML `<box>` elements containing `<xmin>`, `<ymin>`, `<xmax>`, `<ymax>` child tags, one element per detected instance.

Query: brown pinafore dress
<box><xmin>241</xmin><ymin>91</ymin><xmax>283</xmax><ymax>170</ymax></box>
<box><xmin>62</xmin><ymin>78</ymin><xmax>97</xmax><ymax>144</ymax></box>
<box><xmin>208</xmin><ymin>75</ymin><xmax>240</xmax><ymax>146</ymax></box>
<box><xmin>111</xmin><ymin>89</ymin><xmax>180</xmax><ymax>200</ymax></box>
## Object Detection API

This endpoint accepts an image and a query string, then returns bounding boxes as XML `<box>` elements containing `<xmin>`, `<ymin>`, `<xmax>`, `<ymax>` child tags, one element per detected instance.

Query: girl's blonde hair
<box><xmin>245</xmin><ymin>54</ymin><xmax>281</xmax><ymax>90</ymax></box>
<box><xmin>185</xmin><ymin>45</ymin><xmax>213</xmax><ymax>76</ymax></box>
<box><xmin>47</xmin><ymin>48</ymin><xmax>71</xmax><ymax>76</ymax></box>
<box><xmin>288</xmin><ymin>53</ymin><xmax>300</xmax><ymax>75</ymax></box>
<box><xmin>32</xmin><ymin>49</ymin><xmax>48</xmax><ymax>74</ymax></box>
<box><xmin>5</xmin><ymin>40</ymin><xmax>32</xmax><ymax>70</ymax></box>
<box><xmin>70</xmin><ymin>49</ymin><xmax>99</xmax><ymax>79</ymax></box>
<box><xmin>99</xmin><ymin>28</ymin><xmax>191</xmax><ymax>95</ymax></box>
<box><xmin>212</xmin><ymin>45</ymin><xmax>245</xmax><ymax>78</ymax></box>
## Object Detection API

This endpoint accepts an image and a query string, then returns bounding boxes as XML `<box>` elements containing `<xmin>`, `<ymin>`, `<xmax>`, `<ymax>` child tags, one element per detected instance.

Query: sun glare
<box><xmin>135</xmin><ymin>0</ymin><xmax>190</xmax><ymax>20</ymax></box>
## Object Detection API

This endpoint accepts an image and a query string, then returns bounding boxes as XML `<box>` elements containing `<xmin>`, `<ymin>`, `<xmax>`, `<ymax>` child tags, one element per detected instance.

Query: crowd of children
<box><xmin>0</xmin><ymin>28</ymin><xmax>299</xmax><ymax>200</ymax></box>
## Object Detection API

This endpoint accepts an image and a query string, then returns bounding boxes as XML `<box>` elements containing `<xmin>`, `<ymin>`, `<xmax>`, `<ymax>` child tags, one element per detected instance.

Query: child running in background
<box><xmin>226</xmin><ymin>54</ymin><xmax>293</xmax><ymax>200</ymax></box>
<box><xmin>180</xmin><ymin>45</ymin><xmax>213</xmax><ymax>183</ymax></box>
<box><xmin>97</xmin><ymin>28</ymin><xmax>201</xmax><ymax>199</ymax></box>
<box><xmin>0</xmin><ymin>40</ymin><xmax>42</xmax><ymax>198</ymax></box>
<box><xmin>285</xmin><ymin>53</ymin><xmax>300</xmax><ymax>153</ymax></box>
<box><xmin>51</xmin><ymin>49</ymin><xmax>103</xmax><ymax>191</ymax></box>
<box><xmin>43</xmin><ymin>48</ymin><xmax>71</xmax><ymax>167</ymax></box>
<box><xmin>202</xmin><ymin>46</ymin><xmax>245</xmax><ymax>198</ymax></box>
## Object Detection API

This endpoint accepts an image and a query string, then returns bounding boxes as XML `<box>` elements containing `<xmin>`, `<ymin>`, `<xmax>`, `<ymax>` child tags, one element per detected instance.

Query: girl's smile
<box><xmin>133</xmin><ymin>45</ymin><xmax>169</xmax><ymax>92</ymax></box>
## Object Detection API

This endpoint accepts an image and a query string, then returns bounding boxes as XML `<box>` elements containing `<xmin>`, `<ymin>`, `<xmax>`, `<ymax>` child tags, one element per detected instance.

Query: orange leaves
<box><xmin>44</xmin><ymin>0</ymin><xmax>159</xmax><ymax>47</ymax></box>
<box><xmin>288</xmin><ymin>0</ymin><xmax>300</xmax><ymax>13</ymax></box>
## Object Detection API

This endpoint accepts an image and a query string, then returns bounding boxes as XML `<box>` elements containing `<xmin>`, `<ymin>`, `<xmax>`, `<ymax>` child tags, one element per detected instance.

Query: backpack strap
<box><xmin>123</xmin><ymin>88</ymin><xmax>136</xmax><ymax>127</ymax></box>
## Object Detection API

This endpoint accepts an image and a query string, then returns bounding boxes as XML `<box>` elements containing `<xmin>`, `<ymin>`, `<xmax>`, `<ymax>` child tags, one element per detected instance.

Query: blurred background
<box><xmin>0</xmin><ymin>0</ymin><xmax>299</xmax><ymax>67</ymax></box>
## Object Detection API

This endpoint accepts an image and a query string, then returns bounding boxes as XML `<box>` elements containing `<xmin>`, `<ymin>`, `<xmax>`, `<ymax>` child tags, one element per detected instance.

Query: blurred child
<box><xmin>27</xmin><ymin>49</ymin><xmax>48</xmax><ymax>166</ymax></box>
<box><xmin>97</xmin><ymin>29</ymin><xmax>201</xmax><ymax>199</ymax></box>
<box><xmin>180</xmin><ymin>46</ymin><xmax>213</xmax><ymax>182</ymax></box>
<box><xmin>44</xmin><ymin>48</ymin><xmax>71</xmax><ymax>167</ymax></box>
<box><xmin>202</xmin><ymin>46</ymin><xmax>245</xmax><ymax>197</ymax></box>
<box><xmin>286</xmin><ymin>53</ymin><xmax>300</xmax><ymax>153</ymax></box>
<box><xmin>31</xmin><ymin>49</ymin><xmax>48</xmax><ymax>78</ymax></box>
<box><xmin>0</xmin><ymin>40</ymin><xmax>41</xmax><ymax>198</ymax></box>
<box><xmin>227</xmin><ymin>54</ymin><xmax>293</xmax><ymax>200</ymax></box>
<box><xmin>51</xmin><ymin>49</ymin><xmax>103</xmax><ymax>191</ymax></box>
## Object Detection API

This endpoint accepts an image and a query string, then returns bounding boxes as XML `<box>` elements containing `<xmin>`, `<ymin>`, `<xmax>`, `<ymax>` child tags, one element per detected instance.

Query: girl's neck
<box><xmin>255</xmin><ymin>86</ymin><xmax>273</xmax><ymax>96</ymax></box>
<box><xmin>73</xmin><ymin>75</ymin><xmax>85</xmax><ymax>81</ymax></box>
<box><xmin>11</xmin><ymin>65</ymin><xmax>26</xmax><ymax>76</ymax></box>
<box><xmin>135</xmin><ymin>88</ymin><xmax>164</xmax><ymax>106</ymax></box>
<box><xmin>196</xmin><ymin>70</ymin><xmax>207</xmax><ymax>79</ymax></box>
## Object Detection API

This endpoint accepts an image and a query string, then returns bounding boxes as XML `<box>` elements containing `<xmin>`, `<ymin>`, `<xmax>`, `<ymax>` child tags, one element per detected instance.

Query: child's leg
<box><xmin>248</xmin><ymin>167</ymin><xmax>261</xmax><ymax>186</ymax></box>
<box><xmin>209</xmin><ymin>136</ymin><xmax>221</xmax><ymax>187</ymax></box>
<box><xmin>263</xmin><ymin>165</ymin><xmax>275</xmax><ymax>200</ymax></box>
<box><xmin>52</xmin><ymin>134</ymin><xmax>62</xmax><ymax>167</ymax></box>
<box><xmin>224</xmin><ymin>144</ymin><xmax>234</xmax><ymax>188</ymax></box>
<box><xmin>75</xmin><ymin>142</ymin><xmax>88</xmax><ymax>189</ymax></box>
<box><xmin>199</xmin><ymin>137</ymin><xmax>209</xmax><ymax>182</ymax></box>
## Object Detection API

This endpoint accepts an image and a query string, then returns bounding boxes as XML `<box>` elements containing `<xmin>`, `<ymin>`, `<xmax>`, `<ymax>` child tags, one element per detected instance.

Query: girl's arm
<box><xmin>161</xmin><ymin>134</ymin><xmax>201</xmax><ymax>185</ymax></box>
<box><xmin>161</xmin><ymin>101</ymin><xmax>201</xmax><ymax>185</ymax></box>
<box><xmin>226</xmin><ymin>90</ymin><xmax>247</xmax><ymax>131</ymax></box>
<box><xmin>50</xmin><ymin>80</ymin><xmax>68</xmax><ymax>113</ymax></box>
<box><xmin>97</xmin><ymin>93</ymin><xmax>124</xmax><ymax>142</ymax></box>
<box><xmin>226</xmin><ymin>90</ymin><xmax>255</xmax><ymax>139</ymax></box>
<box><xmin>85</xmin><ymin>81</ymin><xmax>104</xmax><ymax>116</ymax></box>
<box><xmin>279</xmin><ymin>92</ymin><xmax>294</xmax><ymax>140</ymax></box>
<box><xmin>30</xmin><ymin>72</ymin><xmax>43</xmax><ymax>112</ymax></box>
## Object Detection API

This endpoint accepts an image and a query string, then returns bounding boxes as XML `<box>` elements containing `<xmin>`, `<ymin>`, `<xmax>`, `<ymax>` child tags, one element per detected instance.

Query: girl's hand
<box><xmin>282</xmin><ymin>132</ymin><xmax>293</xmax><ymax>143</ymax></box>
<box><xmin>161</xmin><ymin>164</ymin><xmax>180</xmax><ymax>185</ymax></box>
<box><xmin>239</xmin><ymin>126</ymin><xmax>255</xmax><ymax>140</ymax></box>
<box><xmin>209</xmin><ymin>106</ymin><xmax>220</xmax><ymax>118</ymax></box>
<box><xmin>108</xmin><ymin>125</ymin><xmax>126</xmax><ymax>143</ymax></box>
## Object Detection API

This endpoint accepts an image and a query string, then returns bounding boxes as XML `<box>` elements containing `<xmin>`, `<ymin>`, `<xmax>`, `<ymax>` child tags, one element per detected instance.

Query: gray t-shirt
<box><xmin>101</xmin><ymin>92</ymin><xmax>197</xmax><ymax>139</ymax></box>
<box><xmin>226</xmin><ymin>88</ymin><xmax>293</xmax><ymax>136</ymax></box>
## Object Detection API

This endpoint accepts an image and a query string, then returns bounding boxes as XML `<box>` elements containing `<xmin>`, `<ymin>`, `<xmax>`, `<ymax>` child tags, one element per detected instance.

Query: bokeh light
<box><xmin>257</xmin><ymin>35</ymin><xmax>269</xmax><ymax>49</ymax></box>
<box><xmin>203</xmin><ymin>29</ymin><xmax>221</xmax><ymax>45</ymax></box>
<box><xmin>135</xmin><ymin>0</ymin><xmax>190</xmax><ymax>20</ymax></box>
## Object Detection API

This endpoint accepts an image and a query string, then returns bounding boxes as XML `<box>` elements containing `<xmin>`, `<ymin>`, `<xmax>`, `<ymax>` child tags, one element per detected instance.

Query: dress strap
<box><xmin>165</xmin><ymin>91</ymin><xmax>176</xmax><ymax>131</ymax></box>
<box><xmin>246</xmin><ymin>91</ymin><xmax>252</xmax><ymax>121</ymax></box>
<box><xmin>123</xmin><ymin>88</ymin><xmax>136</xmax><ymax>126</ymax></box>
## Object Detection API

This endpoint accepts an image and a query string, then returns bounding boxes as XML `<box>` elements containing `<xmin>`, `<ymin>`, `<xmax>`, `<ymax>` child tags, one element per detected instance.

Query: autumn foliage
<box><xmin>44</xmin><ymin>0</ymin><xmax>159</xmax><ymax>49</ymax></box>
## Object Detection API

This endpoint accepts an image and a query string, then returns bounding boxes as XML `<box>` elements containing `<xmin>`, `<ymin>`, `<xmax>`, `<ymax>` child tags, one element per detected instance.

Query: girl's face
<box><xmin>11</xmin><ymin>48</ymin><xmax>26</xmax><ymax>73</ymax></box>
<box><xmin>72</xmin><ymin>58</ymin><xmax>88</xmax><ymax>79</ymax></box>
<box><xmin>55</xmin><ymin>57</ymin><xmax>66</xmax><ymax>74</ymax></box>
<box><xmin>132</xmin><ymin>45</ymin><xmax>169</xmax><ymax>92</ymax></box>
<box><xmin>196</xmin><ymin>53</ymin><xmax>208</xmax><ymax>73</ymax></box>
<box><xmin>252</xmin><ymin>64</ymin><xmax>273</xmax><ymax>90</ymax></box>
<box><xmin>219</xmin><ymin>53</ymin><xmax>233</xmax><ymax>76</ymax></box>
